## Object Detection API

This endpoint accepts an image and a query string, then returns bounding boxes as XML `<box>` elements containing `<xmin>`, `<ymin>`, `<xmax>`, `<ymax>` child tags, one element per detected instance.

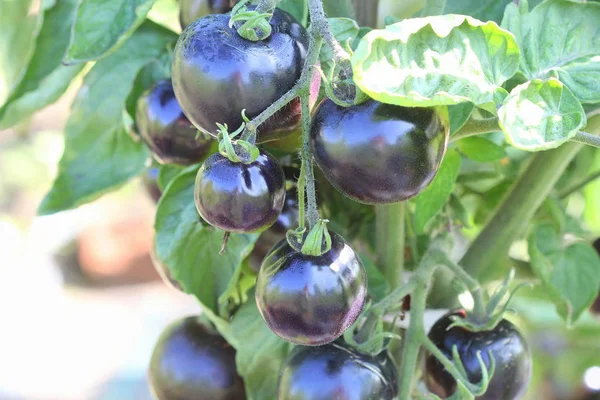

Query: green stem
<box><xmin>572</xmin><ymin>131</ymin><xmax>600</xmax><ymax>148</ymax></box>
<box><xmin>558</xmin><ymin>169</ymin><xmax>600</xmax><ymax>199</ymax></box>
<box><xmin>436</xmin><ymin>253</ymin><xmax>485</xmax><ymax>320</ymax></box>
<box><xmin>397</xmin><ymin>274</ymin><xmax>429</xmax><ymax>399</ymax></box>
<box><xmin>376</xmin><ymin>203</ymin><xmax>405</xmax><ymax>291</ymax></box>
<box><xmin>459</xmin><ymin>141</ymin><xmax>584</xmax><ymax>279</ymax></box>
<box><xmin>450</xmin><ymin>118</ymin><xmax>501</xmax><ymax>142</ymax></box>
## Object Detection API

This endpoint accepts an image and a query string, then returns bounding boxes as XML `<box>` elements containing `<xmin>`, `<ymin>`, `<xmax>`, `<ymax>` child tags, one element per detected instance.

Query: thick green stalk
<box><xmin>353</xmin><ymin>0</ymin><xmax>379</xmax><ymax>27</ymax></box>
<box><xmin>376</xmin><ymin>203</ymin><xmax>405</xmax><ymax>291</ymax></box>
<box><xmin>460</xmin><ymin>141</ymin><xmax>583</xmax><ymax>278</ymax></box>
<box><xmin>397</xmin><ymin>277</ymin><xmax>428</xmax><ymax>399</ymax></box>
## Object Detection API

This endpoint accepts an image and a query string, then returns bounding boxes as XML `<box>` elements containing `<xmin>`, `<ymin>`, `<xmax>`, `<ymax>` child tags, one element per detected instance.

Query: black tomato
<box><xmin>194</xmin><ymin>151</ymin><xmax>285</xmax><ymax>233</ymax></box>
<box><xmin>136</xmin><ymin>80</ymin><xmax>213</xmax><ymax>166</ymax></box>
<box><xmin>143</xmin><ymin>167</ymin><xmax>162</xmax><ymax>203</ymax></box>
<box><xmin>277</xmin><ymin>341</ymin><xmax>398</xmax><ymax>400</ymax></box>
<box><xmin>179</xmin><ymin>0</ymin><xmax>237</xmax><ymax>29</ymax></box>
<box><xmin>249</xmin><ymin>187</ymin><xmax>299</xmax><ymax>270</ymax></box>
<box><xmin>148</xmin><ymin>316</ymin><xmax>245</xmax><ymax>400</ymax></box>
<box><xmin>255</xmin><ymin>232</ymin><xmax>367</xmax><ymax>346</ymax></box>
<box><xmin>310</xmin><ymin>99</ymin><xmax>449</xmax><ymax>204</ymax></box>
<box><xmin>172</xmin><ymin>9</ymin><xmax>308</xmax><ymax>141</ymax></box>
<box><xmin>424</xmin><ymin>311</ymin><xmax>532</xmax><ymax>400</ymax></box>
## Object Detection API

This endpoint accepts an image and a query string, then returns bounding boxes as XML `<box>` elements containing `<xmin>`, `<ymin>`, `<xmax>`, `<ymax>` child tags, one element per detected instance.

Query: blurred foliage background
<box><xmin>0</xmin><ymin>0</ymin><xmax>599</xmax><ymax>399</ymax></box>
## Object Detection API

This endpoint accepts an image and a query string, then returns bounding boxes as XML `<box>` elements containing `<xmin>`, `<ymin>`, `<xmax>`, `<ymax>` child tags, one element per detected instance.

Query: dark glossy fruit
<box><xmin>143</xmin><ymin>167</ymin><xmax>162</xmax><ymax>203</ymax></box>
<box><xmin>194</xmin><ymin>151</ymin><xmax>285</xmax><ymax>233</ymax></box>
<box><xmin>424</xmin><ymin>311</ymin><xmax>532</xmax><ymax>400</ymax></box>
<box><xmin>136</xmin><ymin>80</ymin><xmax>213</xmax><ymax>165</ymax></box>
<box><xmin>149</xmin><ymin>316</ymin><xmax>245</xmax><ymax>400</ymax></box>
<box><xmin>310</xmin><ymin>98</ymin><xmax>449</xmax><ymax>204</ymax></box>
<box><xmin>250</xmin><ymin>188</ymin><xmax>299</xmax><ymax>268</ymax></box>
<box><xmin>256</xmin><ymin>232</ymin><xmax>367</xmax><ymax>346</ymax></box>
<box><xmin>172</xmin><ymin>9</ymin><xmax>308</xmax><ymax>141</ymax></box>
<box><xmin>277</xmin><ymin>341</ymin><xmax>398</xmax><ymax>400</ymax></box>
<box><xmin>179</xmin><ymin>0</ymin><xmax>237</xmax><ymax>29</ymax></box>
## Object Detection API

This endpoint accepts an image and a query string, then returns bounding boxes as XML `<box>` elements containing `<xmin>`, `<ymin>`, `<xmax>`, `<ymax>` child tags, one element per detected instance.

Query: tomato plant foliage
<box><xmin>2</xmin><ymin>0</ymin><xmax>600</xmax><ymax>399</ymax></box>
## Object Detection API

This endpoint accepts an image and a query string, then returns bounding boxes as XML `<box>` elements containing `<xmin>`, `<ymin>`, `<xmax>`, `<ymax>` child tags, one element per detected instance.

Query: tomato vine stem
<box><xmin>376</xmin><ymin>203</ymin><xmax>405</xmax><ymax>291</ymax></box>
<box><xmin>449</xmin><ymin>117</ymin><xmax>501</xmax><ymax>142</ymax></box>
<box><xmin>572</xmin><ymin>131</ymin><xmax>600</xmax><ymax>148</ymax></box>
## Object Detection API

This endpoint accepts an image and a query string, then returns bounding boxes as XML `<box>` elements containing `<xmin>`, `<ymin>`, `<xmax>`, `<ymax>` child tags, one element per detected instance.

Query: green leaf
<box><xmin>528</xmin><ymin>224</ymin><xmax>600</xmax><ymax>326</ymax></box>
<box><xmin>449</xmin><ymin>103</ymin><xmax>475</xmax><ymax>135</ymax></box>
<box><xmin>154</xmin><ymin>167</ymin><xmax>259</xmax><ymax>315</ymax></box>
<box><xmin>320</xmin><ymin>18</ymin><xmax>360</xmax><ymax>62</ymax></box>
<box><xmin>230</xmin><ymin>298</ymin><xmax>291</xmax><ymax>400</ymax></box>
<box><xmin>278</xmin><ymin>0</ymin><xmax>308</xmax><ymax>26</ymax></box>
<box><xmin>502</xmin><ymin>0</ymin><xmax>600</xmax><ymax>104</ymax></box>
<box><xmin>456</xmin><ymin>136</ymin><xmax>506</xmax><ymax>162</ymax></box>
<box><xmin>0</xmin><ymin>0</ymin><xmax>44</xmax><ymax>104</ymax></box>
<box><xmin>414</xmin><ymin>148</ymin><xmax>462</xmax><ymax>232</ymax></box>
<box><xmin>498</xmin><ymin>78</ymin><xmax>586</xmax><ymax>151</ymax></box>
<box><xmin>0</xmin><ymin>0</ymin><xmax>84</xmax><ymax>130</ymax></box>
<box><xmin>157</xmin><ymin>164</ymin><xmax>185</xmax><ymax>191</ymax></box>
<box><xmin>351</xmin><ymin>15</ymin><xmax>520</xmax><ymax>107</ymax></box>
<box><xmin>65</xmin><ymin>0</ymin><xmax>157</xmax><ymax>64</ymax></box>
<box><xmin>39</xmin><ymin>22</ymin><xmax>177</xmax><ymax>215</ymax></box>
<box><xmin>125</xmin><ymin>52</ymin><xmax>172</xmax><ymax>122</ymax></box>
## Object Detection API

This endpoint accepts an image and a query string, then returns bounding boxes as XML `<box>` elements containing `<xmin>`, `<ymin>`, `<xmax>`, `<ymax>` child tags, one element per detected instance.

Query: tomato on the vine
<box><xmin>424</xmin><ymin>311</ymin><xmax>532</xmax><ymax>400</ymax></box>
<box><xmin>310</xmin><ymin>99</ymin><xmax>449</xmax><ymax>204</ymax></box>
<box><xmin>136</xmin><ymin>80</ymin><xmax>213</xmax><ymax>166</ymax></box>
<box><xmin>250</xmin><ymin>187</ymin><xmax>299</xmax><ymax>271</ymax></box>
<box><xmin>172</xmin><ymin>9</ymin><xmax>308</xmax><ymax>142</ymax></box>
<box><xmin>194</xmin><ymin>151</ymin><xmax>285</xmax><ymax>233</ymax></box>
<box><xmin>148</xmin><ymin>316</ymin><xmax>245</xmax><ymax>400</ymax></box>
<box><xmin>277</xmin><ymin>341</ymin><xmax>398</xmax><ymax>400</ymax></box>
<box><xmin>143</xmin><ymin>167</ymin><xmax>162</xmax><ymax>203</ymax></box>
<box><xmin>179</xmin><ymin>0</ymin><xmax>238</xmax><ymax>29</ymax></box>
<box><xmin>255</xmin><ymin>232</ymin><xmax>367</xmax><ymax>346</ymax></box>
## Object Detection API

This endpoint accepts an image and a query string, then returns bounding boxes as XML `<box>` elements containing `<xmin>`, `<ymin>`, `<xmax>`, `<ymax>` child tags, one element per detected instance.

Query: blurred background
<box><xmin>0</xmin><ymin>0</ymin><xmax>599</xmax><ymax>399</ymax></box>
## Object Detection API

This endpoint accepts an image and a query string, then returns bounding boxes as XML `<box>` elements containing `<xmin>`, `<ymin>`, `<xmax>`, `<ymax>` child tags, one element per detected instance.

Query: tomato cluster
<box><xmin>139</xmin><ymin>2</ymin><xmax>532</xmax><ymax>400</ymax></box>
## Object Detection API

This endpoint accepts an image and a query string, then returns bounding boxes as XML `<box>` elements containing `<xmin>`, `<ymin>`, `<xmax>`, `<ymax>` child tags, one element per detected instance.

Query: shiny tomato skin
<box><xmin>179</xmin><ymin>0</ymin><xmax>237</xmax><ymax>29</ymax></box>
<box><xmin>172</xmin><ymin>9</ymin><xmax>308</xmax><ymax>141</ymax></box>
<box><xmin>277</xmin><ymin>341</ymin><xmax>398</xmax><ymax>400</ymax></box>
<box><xmin>194</xmin><ymin>151</ymin><xmax>285</xmax><ymax>233</ymax></box>
<box><xmin>255</xmin><ymin>232</ymin><xmax>367</xmax><ymax>346</ymax></box>
<box><xmin>310</xmin><ymin>99</ymin><xmax>449</xmax><ymax>204</ymax></box>
<box><xmin>149</xmin><ymin>316</ymin><xmax>245</xmax><ymax>400</ymax></box>
<box><xmin>424</xmin><ymin>311</ymin><xmax>532</xmax><ymax>400</ymax></box>
<box><xmin>136</xmin><ymin>80</ymin><xmax>213</xmax><ymax>166</ymax></box>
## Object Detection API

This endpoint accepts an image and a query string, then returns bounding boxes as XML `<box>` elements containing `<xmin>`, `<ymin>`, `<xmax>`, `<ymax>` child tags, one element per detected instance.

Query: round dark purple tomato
<box><xmin>194</xmin><ymin>151</ymin><xmax>285</xmax><ymax>233</ymax></box>
<box><xmin>172</xmin><ymin>9</ymin><xmax>308</xmax><ymax>141</ymax></box>
<box><xmin>249</xmin><ymin>188</ymin><xmax>299</xmax><ymax>270</ymax></box>
<box><xmin>277</xmin><ymin>341</ymin><xmax>398</xmax><ymax>400</ymax></box>
<box><xmin>143</xmin><ymin>167</ymin><xmax>162</xmax><ymax>203</ymax></box>
<box><xmin>310</xmin><ymin>99</ymin><xmax>449</xmax><ymax>204</ymax></box>
<box><xmin>255</xmin><ymin>232</ymin><xmax>367</xmax><ymax>346</ymax></box>
<box><xmin>179</xmin><ymin>0</ymin><xmax>237</xmax><ymax>29</ymax></box>
<box><xmin>424</xmin><ymin>311</ymin><xmax>532</xmax><ymax>400</ymax></box>
<box><xmin>136</xmin><ymin>80</ymin><xmax>213</xmax><ymax>166</ymax></box>
<box><xmin>149</xmin><ymin>316</ymin><xmax>245</xmax><ymax>400</ymax></box>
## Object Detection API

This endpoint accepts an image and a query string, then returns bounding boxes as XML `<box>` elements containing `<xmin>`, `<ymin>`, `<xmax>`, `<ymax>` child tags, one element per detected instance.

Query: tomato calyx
<box><xmin>285</xmin><ymin>219</ymin><xmax>333</xmax><ymax>256</ymax></box>
<box><xmin>216</xmin><ymin>116</ymin><xmax>260</xmax><ymax>164</ymax></box>
<box><xmin>229</xmin><ymin>0</ymin><xmax>273</xmax><ymax>41</ymax></box>
<box><xmin>450</xmin><ymin>269</ymin><xmax>532</xmax><ymax>332</ymax></box>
